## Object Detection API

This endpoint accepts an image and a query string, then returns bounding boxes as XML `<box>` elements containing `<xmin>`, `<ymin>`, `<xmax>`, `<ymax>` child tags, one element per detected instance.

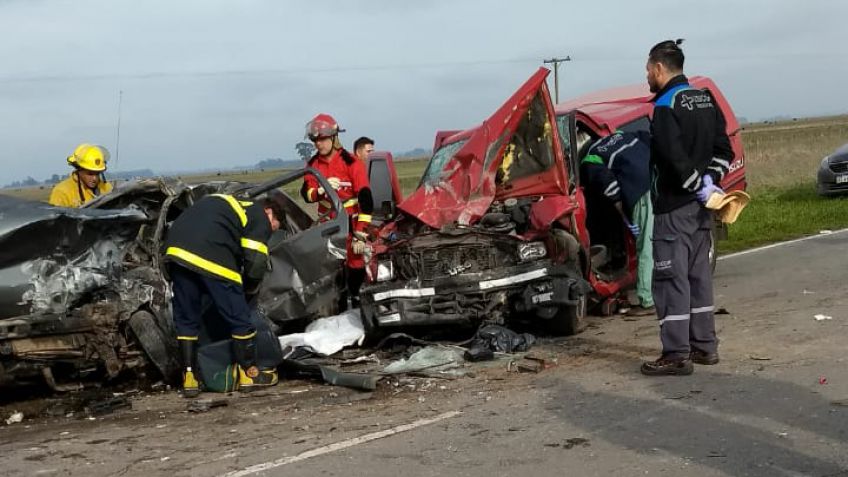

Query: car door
<box><xmin>245</xmin><ymin>168</ymin><xmax>348</xmax><ymax>323</ymax></box>
<box><xmin>365</xmin><ymin>151</ymin><xmax>403</xmax><ymax>225</ymax></box>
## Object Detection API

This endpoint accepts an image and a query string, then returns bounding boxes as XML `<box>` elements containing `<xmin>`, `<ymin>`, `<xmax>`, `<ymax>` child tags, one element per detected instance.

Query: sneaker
<box><xmin>690</xmin><ymin>349</ymin><xmax>720</xmax><ymax>365</ymax></box>
<box><xmin>626</xmin><ymin>305</ymin><xmax>656</xmax><ymax>317</ymax></box>
<box><xmin>640</xmin><ymin>357</ymin><xmax>694</xmax><ymax>376</ymax></box>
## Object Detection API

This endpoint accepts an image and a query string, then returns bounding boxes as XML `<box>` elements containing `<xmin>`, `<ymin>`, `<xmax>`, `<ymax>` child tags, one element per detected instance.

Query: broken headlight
<box><xmin>518</xmin><ymin>241</ymin><xmax>547</xmax><ymax>261</ymax></box>
<box><xmin>376</xmin><ymin>260</ymin><xmax>395</xmax><ymax>282</ymax></box>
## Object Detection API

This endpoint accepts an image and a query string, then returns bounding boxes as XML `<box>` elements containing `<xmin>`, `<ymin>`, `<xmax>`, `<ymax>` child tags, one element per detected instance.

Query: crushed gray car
<box><xmin>0</xmin><ymin>169</ymin><xmax>347</xmax><ymax>390</ymax></box>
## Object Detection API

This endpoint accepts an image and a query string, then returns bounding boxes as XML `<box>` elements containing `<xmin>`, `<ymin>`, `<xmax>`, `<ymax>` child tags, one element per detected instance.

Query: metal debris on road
<box><xmin>749</xmin><ymin>355</ymin><xmax>772</xmax><ymax>361</ymax></box>
<box><xmin>85</xmin><ymin>396</ymin><xmax>131</xmax><ymax>416</ymax></box>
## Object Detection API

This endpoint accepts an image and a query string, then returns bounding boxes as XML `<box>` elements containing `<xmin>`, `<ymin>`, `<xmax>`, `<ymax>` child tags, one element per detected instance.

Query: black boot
<box><xmin>179</xmin><ymin>339</ymin><xmax>201</xmax><ymax>398</ymax></box>
<box><xmin>232</xmin><ymin>336</ymin><xmax>277</xmax><ymax>392</ymax></box>
<box><xmin>347</xmin><ymin>267</ymin><xmax>366</xmax><ymax>310</ymax></box>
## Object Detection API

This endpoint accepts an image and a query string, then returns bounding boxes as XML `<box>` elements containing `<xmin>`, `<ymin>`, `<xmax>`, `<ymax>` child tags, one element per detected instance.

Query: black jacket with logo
<box><xmin>581</xmin><ymin>130</ymin><xmax>651</xmax><ymax>219</ymax></box>
<box><xmin>650</xmin><ymin>75</ymin><xmax>734</xmax><ymax>213</ymax></box>
<box><xmin>164</xmin><ymin>194</ymin><xmax>271</xmax><ymax>290</ymax></box>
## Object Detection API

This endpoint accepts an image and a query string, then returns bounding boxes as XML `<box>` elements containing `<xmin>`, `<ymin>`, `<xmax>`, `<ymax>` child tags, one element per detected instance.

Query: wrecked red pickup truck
<box><xmin>360</xmin><ymin>68</ymin><xmax>746</xmax><ymax>334</ymax></box>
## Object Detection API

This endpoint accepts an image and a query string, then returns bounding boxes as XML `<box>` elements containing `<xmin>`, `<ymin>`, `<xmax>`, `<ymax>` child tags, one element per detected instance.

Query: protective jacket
<box><xmin>302</xmin><ymin>148</ymin><xmax>373</xmax><ymax>235</ymax></box>
<box><xmin>650</xmin><ymin>75</ymin><xmax>734</xmax><ymax>213</ymax></box>
<box><xmin>581</xmin><ymin>130</ymin><xmax>651</xmax><ymax>219</ymax></box>
<box><xmin>48</xmin><ymin>173</ymin><xmax>112</xmax><ymax>207</ymax></box>
<box><xmin>164</xmin><ymin>194</ymin><xmax>271</xmax><ymax>290</ymax></box>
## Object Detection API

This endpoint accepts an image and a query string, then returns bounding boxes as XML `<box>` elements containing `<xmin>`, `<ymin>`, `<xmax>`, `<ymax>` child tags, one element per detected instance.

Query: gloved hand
<box><xmin>351</xmin><ymin>231</ymin><xmax>368</xmax><ymax>255</ymax></box>
<box><xmin>625</xmin><ymin>220</ymin><xmax>640</xmax><ymax>238</ymax></box>
<box><xmin>696</xmin><ymin>175</ymin><xmax>724</xmax><ymax>204</ymax></box>
<box><xmin>327</xmin><ymin>177</ymin><xmax>341</xmax><ymax>190</ymax></box>
<box><xmin>317</xmin><ymin>186</ymin><xmax>325</xmax><ymax>196</ymax></box>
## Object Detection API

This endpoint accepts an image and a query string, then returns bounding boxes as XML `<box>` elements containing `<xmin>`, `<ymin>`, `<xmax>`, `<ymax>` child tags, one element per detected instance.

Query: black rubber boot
<box><xmin>179</xmin><ymin>339</ymin><xmax>201</xmax><ymax>398</ymax></box>
<box><xmin>347</xmin><ymin>267</ymin><xmax>366</xmax><ymax>310</ymax></box>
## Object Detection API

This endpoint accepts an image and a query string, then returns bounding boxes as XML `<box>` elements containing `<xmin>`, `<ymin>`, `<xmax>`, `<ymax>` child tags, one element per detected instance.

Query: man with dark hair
<box><xmin>353</xmin><ymin>136</ymin><xmax>375</xmax><ymax>161</ymax></box>
<box><xmin>164</xmin><ymin>192</ymin><xmax>287</xmax><ymax>396</ymax></box>
<box><xmin>301</xmin><ymin>114</ymin><xmax>374</xmax><ymax>310</ymax></box>
<box><xmin>641</xmin><ymin>39</ymin><xmax>734</xmax><ymax>376</ymax></box>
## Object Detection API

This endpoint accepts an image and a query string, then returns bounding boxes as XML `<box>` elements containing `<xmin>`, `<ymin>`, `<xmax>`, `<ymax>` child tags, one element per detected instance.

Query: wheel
<box><xmin>128</xmin><ymin>310</ymin><xmax>180</xmax><ymax>383</ymax></box>
<box><xmin>546</xmin><ymin>294</ymin><xmax>587</xmax><ymax>336</ymax></box>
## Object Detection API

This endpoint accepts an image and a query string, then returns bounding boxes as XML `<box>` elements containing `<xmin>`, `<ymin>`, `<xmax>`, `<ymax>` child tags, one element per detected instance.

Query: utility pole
<box><xmin>114</xmin><ymin>90</ymin><xmax>123</xmax><ymax>166</ymax></box>
<box><xmin>543</xmin><ymin>56</ymin><xmax>571</xmax><ymax>103</ymax></box>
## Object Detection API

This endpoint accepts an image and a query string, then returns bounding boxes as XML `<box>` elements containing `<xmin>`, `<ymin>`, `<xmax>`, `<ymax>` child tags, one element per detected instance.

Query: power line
<box><xmin>543</xmin><ymin>56</ymin><xmax>571</xmax><ymax>103</ymax></box>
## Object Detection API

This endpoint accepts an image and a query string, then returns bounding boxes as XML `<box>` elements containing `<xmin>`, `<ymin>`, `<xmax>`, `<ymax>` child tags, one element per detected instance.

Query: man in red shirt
<box><xmin>301</xmin><ymin>114</ymin><xmax>374</xmax><ymax>310</ymax></box>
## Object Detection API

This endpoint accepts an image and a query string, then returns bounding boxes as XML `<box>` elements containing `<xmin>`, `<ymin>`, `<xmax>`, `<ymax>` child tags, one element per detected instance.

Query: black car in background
<box><xmin>817</xmin><ymin>143</ymin><xmax>848</xmax><ymax>196</ymax></box>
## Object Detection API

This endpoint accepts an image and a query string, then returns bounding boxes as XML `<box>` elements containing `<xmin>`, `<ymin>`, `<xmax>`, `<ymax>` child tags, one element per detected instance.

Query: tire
<box><xmin>128</xmin><ymin>310</ymin><xmax>180</xmax><ymax>383</ymax></box>
<box><xmin>546</xmin><ymin>293</ymin><xmax>587</xmax><ymax>336</ymax></box>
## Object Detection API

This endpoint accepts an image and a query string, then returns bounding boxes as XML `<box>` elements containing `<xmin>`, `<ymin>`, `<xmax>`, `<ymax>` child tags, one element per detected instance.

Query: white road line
<box><xmin>718</xmin><ymin>228</ymin><xmax>848</xmax><ymax>261</ymax></box>
<box><xmin>220</xmin><ymin>411</ymin><xmax>462</xmax><ymax>477</ymax></box>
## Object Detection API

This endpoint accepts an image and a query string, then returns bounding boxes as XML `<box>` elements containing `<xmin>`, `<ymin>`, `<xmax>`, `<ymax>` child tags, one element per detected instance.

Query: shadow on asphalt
<box><xmin>547</xmin><ymin>345</ymin><xmax>848</xmax><ymax>476</ymax></box>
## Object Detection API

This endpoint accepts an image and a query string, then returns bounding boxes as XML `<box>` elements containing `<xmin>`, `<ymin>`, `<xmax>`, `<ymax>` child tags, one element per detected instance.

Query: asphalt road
<box><xmin>2</xmin><ymin>230</ymin><xmax>847</xmax><ymax>476</ymax></box>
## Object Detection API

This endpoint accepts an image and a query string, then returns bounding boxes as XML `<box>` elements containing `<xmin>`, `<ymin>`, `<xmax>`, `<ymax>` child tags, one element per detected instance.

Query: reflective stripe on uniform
<box><xmin>691</xmin><ymin>305</ymin><xmax>714</xmax><ymax>314</ymax></box>
<box><xmin>343</xmin><ymin>198</ymin><xmax>358</xmax><ymax>208</ymax></box>
<box><xmin>358</xmin><ymin>213</ymin><xmax>372</xmax><ymax>223</ymax></box>
<box><xmin>232</xmin><ymin>331</ymin><xmax>257</xmax><ymax>340</ymax></box>
<box><xmin>659</xmin><ymin>314</ymin><xmax>690</xmax><ymax>325</ymax></box>
<box><xmin>177</xmin><ymin>335</ymin><xmax>199</xmax><ymax>341</ymax></box>
<box><xmin>241</xmin><ymin>238</ymin><xmax>268</xmax><ymax>255</ymax></box>
<box><xmin>166</xmin><ymin>246</ymin><xmax>243</xmax><ymax>284</ymax></box>
<box><xmin>211</xmin><ymin>194</ymin><xmax>248</xmax><ymax>227</ymax></box>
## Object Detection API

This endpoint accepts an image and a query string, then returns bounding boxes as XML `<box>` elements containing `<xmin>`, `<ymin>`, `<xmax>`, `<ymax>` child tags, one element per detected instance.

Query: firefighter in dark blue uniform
<box><xmin>641</xmin><ymin>39</ymin><xmax>733</xmax><ymax>376</ymax></box>
<box><xmin>164</xmin><ymin>192</ymin><xmax>286</xmax><ymax>396</ymax></box>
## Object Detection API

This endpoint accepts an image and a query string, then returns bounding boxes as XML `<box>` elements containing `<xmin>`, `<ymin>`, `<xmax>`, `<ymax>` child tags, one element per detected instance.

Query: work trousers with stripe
<box><xmin>652</xmin><ymin>200</ymin><xmax>717</xmax><ymax>360</ymax></box>
<box><xmin>170</xmin><ymin>264</ymin><xmax>255</xmax><ymax>340</ymax></box>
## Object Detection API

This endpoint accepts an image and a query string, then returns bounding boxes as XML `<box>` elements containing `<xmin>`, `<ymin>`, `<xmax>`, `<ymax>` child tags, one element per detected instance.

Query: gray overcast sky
<box><xmin>0</xmin><ymin>0</ymin><xmax>845</xmax><ymax>184</ymax></box>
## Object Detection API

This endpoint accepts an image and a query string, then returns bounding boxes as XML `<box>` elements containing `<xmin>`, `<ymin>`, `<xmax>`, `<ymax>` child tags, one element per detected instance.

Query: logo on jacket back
<box><xmin>678</xmin><ymin>92</ymin><xmax>714</xmax><ymax>111</ymax></box>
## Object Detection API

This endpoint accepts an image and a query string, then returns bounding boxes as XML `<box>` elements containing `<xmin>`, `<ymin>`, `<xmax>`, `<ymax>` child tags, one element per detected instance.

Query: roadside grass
<box><xmin>719</xmin><ymin>183</ymin><xmax>848</xmax><ymax>253</ymax></box>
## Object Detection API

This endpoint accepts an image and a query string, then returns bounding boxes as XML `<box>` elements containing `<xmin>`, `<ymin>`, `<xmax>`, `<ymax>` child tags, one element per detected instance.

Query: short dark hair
<box><xmin>649</xmin><ymin>39</ymin><xmax>685</xmax><ymax>72</ymax></box>
<box><xmin>262</xmin><ymin>190</ymin><xmax>287</xmax><ymax>224</ymax></box>
<box><xmin>353</xmin><ymin>136</ymin><xmax>374</xmax><ymax>152</ymax></box>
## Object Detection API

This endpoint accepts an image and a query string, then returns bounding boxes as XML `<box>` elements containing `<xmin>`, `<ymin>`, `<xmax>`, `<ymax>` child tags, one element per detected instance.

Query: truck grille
<box><xmin>419</xmin><ymin>245</ymin><xmax>495</xmax><ymax>281</ymax></box>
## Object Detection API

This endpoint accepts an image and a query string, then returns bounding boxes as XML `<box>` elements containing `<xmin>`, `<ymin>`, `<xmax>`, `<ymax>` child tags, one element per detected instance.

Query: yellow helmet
<box><xmin>67</xmin><ymin>143</ymin><xmax>109</xmax><ymax>172</ymax></box>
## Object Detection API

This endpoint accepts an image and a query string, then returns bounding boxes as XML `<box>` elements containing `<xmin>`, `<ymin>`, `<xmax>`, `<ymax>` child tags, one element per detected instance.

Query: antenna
<box><xmin>114</xmin><ymin>90</ymin><xmax>123</xmax><ymax>165</ymax></box>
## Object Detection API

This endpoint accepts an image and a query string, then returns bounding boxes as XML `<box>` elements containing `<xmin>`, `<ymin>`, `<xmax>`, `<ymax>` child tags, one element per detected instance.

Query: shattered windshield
<box><xmin>420</xmin><ymin>139</ymin><xmax>469</xmax><ymax>187</ymax></box>
<box><xmin>495</xmin><ymin>92</ymin><xmax>556</xmax><ymax>186</ymax></box>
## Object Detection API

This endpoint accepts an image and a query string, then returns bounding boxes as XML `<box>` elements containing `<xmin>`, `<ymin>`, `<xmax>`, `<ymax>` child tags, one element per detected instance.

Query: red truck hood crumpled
<box><xmin>398</xmin><ymin>68</ymin><xmax>568</xmax><ymax>229</ymax></box>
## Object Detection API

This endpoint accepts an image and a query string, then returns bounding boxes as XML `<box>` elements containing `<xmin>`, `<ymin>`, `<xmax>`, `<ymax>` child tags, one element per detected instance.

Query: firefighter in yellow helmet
<box><xmin>48</xmin><ymin>143</ymin><xmax>113</xmax><ymax>207</ymax></box>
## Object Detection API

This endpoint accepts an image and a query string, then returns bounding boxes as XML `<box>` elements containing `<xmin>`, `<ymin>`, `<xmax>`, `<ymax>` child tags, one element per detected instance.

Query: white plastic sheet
<box><xmin>278</xmin><ymin>309</ymin><xmax>365</xmax><ymax>356</ymax></box>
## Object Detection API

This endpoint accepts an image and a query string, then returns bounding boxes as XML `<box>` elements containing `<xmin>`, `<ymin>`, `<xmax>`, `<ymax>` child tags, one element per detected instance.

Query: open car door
<box><xmin>399</xmin><ymin>67</ymin><xmax>569</xmax><ymax>228</ymax></box>
<box><xmin>244</xmin><ymin>169</ymin><xmax>348</xmax><ymax>323</ymax></box>
<box><xmin>366</xmin><ymin>151</ymin><xmax>403</xmax><ymax>225</ymax></box>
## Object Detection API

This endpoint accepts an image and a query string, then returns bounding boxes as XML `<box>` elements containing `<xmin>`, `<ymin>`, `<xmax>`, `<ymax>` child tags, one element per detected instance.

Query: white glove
<box><xmin>327</xmin><ymin>177</ymin><xmax>341</xmax><ymax>190</ymax></box>
<box><xmin>352</xmin><ymin>231</ymin><xmax>368</xmax><ymax>255</ymax></box>
<box><xmin>317</xmin><ymin>186</ymin><xmax>325</xmax><ymax>196</ymax></box>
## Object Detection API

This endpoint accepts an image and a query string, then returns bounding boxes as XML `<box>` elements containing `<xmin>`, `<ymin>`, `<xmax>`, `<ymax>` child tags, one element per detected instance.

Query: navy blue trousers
<box><xmin>170</xmin><ymin>264</ymin><xmax>255</xmax><ymax>339</ymax></box>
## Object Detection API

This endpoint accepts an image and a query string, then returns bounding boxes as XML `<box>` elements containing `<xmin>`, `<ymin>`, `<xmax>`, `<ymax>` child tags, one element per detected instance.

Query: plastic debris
<box><xmin>278</xmin><ymin>309</ymin><xmax>365</xmax><ymax>356</ymax></box>
<box><xmin>5</xmin><ymin>412</ymin><xmax>23</xmax><ymax>425</ymax></box>
<box><xmin>464</xmin><ymin>325</ymin><xmax>535</xmax><ymax>362</ymax></box>
<box><xmin>814</xmin><ymin>314</ymin><xmax>833</xmax><ymax>321</ymax></box>
<box><xmin>383</xmin><ymin>346</ymin><xmax>465</xmax><ymax>375</ymax></box>
<box><xmin>819</xmin><ymin>376</ymin><xmax>828</xmax><ymax>385</ymax></box>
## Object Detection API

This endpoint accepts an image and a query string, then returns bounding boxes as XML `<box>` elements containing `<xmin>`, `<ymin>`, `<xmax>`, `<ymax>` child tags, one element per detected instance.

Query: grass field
<box><xmin>3</xmin><ymin>115</ymin><xmax>848</xmax><ymax>254</ymax></box>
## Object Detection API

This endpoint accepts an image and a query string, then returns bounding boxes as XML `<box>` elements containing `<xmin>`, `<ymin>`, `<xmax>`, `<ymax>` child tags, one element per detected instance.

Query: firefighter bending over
<box><xmin>163</xmin><ymin>192</ymin><xmax>287</xmax><ymax>397</ymax></box>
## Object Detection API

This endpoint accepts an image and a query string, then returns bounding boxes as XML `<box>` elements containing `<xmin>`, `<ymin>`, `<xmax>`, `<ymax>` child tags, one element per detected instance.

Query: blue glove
<box><xmin>626</xmin><ymin>221</ymin><xmax>640</xmax><ymax>238</ymax></box>
<box><xmin>696</xmin><ymin>175</ymin><xmax>723</xmax><ymax>204</ymax></box>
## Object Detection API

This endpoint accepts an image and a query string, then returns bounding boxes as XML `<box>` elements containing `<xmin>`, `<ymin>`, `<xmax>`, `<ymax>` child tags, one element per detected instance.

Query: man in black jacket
<box><xmin>164</xmin><ymin>192</ymin><xmax>286</xmax><ymax>396</ymax></box>
<box><xmin>641</xmin><ymin>39</ymin><xmax>734</xmax><ymax>376</ymax></box>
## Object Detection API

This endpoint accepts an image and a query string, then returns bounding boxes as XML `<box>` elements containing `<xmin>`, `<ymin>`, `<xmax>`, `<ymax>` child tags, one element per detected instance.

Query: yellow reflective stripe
<box><xmin>307</xmin><ymin>188</ymin><xmax>317</xmax><ymax>201</ymax></box>
<box><xmin>177</xmin><ymin>336</ymin><xmax>198</xmax><ymax>341</ymax></box>
<box><xmin>211</xmin><ymin>194</ymin><xmax>247</xmax><ymax>227</ymax></box>
<box><xmin>241</xmin><ymin>238</ymin><xmax>268</xmax><ymax>255</ymax></box>
<box><xmin>232</xmin><ymin>331</ymin><xmax>257</xmax><ymax>340</ymax></box>
<box><xmin>358</xmin><ymin>214</ymin><xmax>372</xmax><ymax>223</ymax></box>
<box><xmin>166</xmin><ymin>247</ymin><xmax>242</xmax><ymax>284</ymax></box>
<box><xmin>343</xmin><ymin>198</ymin><xmax>358</xmax><ymax>208</ymax></box>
